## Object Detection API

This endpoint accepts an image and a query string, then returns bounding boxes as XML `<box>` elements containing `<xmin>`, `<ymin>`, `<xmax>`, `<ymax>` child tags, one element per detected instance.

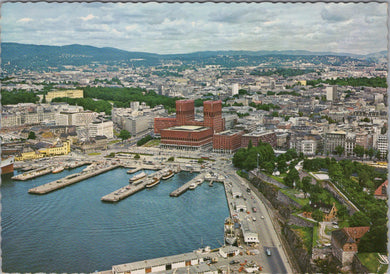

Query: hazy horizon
<box><xmin>2</xmin><ymin>2</ymin><xmax>387</xmax><ymax>55</ymax></box>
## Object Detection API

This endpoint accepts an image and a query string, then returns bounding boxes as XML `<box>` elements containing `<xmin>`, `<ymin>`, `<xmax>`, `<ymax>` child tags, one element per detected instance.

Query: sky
<box><xmin>1</xmin><ymin>2</ymin><xmax>388</xmax><ymax>55</ymax></box>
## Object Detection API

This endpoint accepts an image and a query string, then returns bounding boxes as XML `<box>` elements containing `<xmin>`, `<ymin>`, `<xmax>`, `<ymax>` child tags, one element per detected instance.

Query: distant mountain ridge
<box><xmin>1</xmin><ymin>42</ymin><xmax>386</xmax><ymax>72</ymax></box>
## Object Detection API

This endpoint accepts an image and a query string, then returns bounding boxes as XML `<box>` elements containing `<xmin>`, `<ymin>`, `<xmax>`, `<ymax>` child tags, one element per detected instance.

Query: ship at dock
<box><xmin>224</xmin><ymin>217</ymin><xmax>237</xmax><ymax>245</ymax></box>
<box><xmin>146</xmin><ymin>177</ymin><xmax>160</xmax><ymax>188</ymax></box>
<box><xmin>1</xmin><ymin>156</ymin><xmax>15</xmax><ymax>175</ymax></box>
<box><xmin>161</xmin><ymin>170</ymin><xmax>174</xmax><ymax>180</ymax></box>
<box><xmin>129</xmin><ymin>171</ymin><xmax>147</xmax><ymax>182</ymax></box>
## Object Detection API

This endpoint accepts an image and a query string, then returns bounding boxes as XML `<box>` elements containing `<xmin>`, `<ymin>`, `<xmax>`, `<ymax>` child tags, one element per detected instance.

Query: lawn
<box><xmin>109</xmin><ymin>140</ymin><xmax>121</xmax><ymax>144</ymax></box>
<box><xmin>358</xmin><ymin>253</ymin><xmax>388</xmax><ymax>273</ymax></box>
<box><xmin>280</xmin><ymin>188</ymin><xmax>310</xmax><ymax>206</ymax></box>
<box><xmin>312</xmin><ymin>223</ymin><xmax>319</xmax><ymax>247</ymax></box>
<box><xmin>88</xmin><ymin>152</ymin><xmax>101</xmax><ymax>156</ymax></box>
<box><xmin>143</xmin><ymin>139</ymin><xmax>161</xmax><ymax>147</ymax></box>
<box><xmin>269</xmin><ymin>174</ymin><xmax>286</xmax><ymax>183</ymax></box>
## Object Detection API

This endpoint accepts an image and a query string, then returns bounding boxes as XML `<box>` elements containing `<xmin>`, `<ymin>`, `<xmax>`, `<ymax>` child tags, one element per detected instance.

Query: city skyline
<box><xmin>2</xmin><ymin>2</ymin><xmax>387</xmax><ymax>55</ymax></box>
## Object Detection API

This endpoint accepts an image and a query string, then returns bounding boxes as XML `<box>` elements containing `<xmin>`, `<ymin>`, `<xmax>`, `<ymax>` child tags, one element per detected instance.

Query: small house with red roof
<box><xmin>374</xmin><ymin>180</ymin><xmax>388</xmax><ymax>200</ymax></box>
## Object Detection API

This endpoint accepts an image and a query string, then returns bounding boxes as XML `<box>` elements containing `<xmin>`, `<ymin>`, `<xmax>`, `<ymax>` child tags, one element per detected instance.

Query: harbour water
<box><xmin>1</xmin><ymin>167</ymin><xmax>229</xmax><ymax>273</ymax></box>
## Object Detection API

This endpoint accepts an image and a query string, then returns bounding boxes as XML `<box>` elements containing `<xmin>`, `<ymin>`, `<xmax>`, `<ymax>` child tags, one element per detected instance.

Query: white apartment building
<box><xmin>88</xmin><ymin>120</ymin><xmax>114</xmax><ymax>139</ymax></box>
<box><xmin>376</xmin><ymin>134</ymin><xmax>388</xmax><ymax>157</ymax></box>
<box><xmin>1</xmin><ymin>113</ymin><xmax>22</xmax><ymax>128</ymax></box>
<box><xmin>326</xmin><ymin>86</ymin><xmax>338</xmax><ymax>101</ymax></box>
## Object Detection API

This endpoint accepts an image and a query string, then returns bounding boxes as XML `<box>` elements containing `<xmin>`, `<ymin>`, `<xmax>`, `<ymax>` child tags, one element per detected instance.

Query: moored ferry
<box><xmin>146</xmin><ymin>177</ymin><xmax>160</xmax><ymax>188</ymax></box>
<box><xmin>1</xmin><ymin>156</ymin><xmax>14</xmax><ymax>175</ymax></box>
<box><xmin>161</xmin><ymin>170</ymin><xmax>174</xmax><ymax>180</ymax></box>
<box><xmin>129</xmin><ymin>171</ymin><xmax>147</xmax><ymax>182</ymax></box>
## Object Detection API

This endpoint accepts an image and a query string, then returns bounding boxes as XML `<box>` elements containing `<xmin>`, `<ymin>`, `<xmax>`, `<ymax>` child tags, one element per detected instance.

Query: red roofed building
<box><xmin>154</xmin><ymin>100</ymin><xmax>225</xmax><ymax>151</ymax></box>
<box><xmin>374</xmin><ymin>180</ymin><xmax>388</xmax><ymax>200</ymax></box>
<box><xmin>331</xmin><ymin>226</ymin><xmax>370</xmax><ymax>269</ymax></box>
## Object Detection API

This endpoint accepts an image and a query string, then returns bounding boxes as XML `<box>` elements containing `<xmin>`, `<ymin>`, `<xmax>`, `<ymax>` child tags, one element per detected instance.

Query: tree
<box><xmin>348</xmin><ymin>211</ymin><xmax>371</xmax><ymax>227</ymax></box>
<box><xmin>354</xmin><ymin>145</ymin><xmax>365</xmax><ymax>158</ymax></box>
<box><xmin>284</xmin><ymin>168</ymin><xmax>300</xmax><ymax>187</ymax></box>
<box><xmin>168</xmin><ymin>156</ymin><xmax>174</xmax><ymax>161</ymax></box>
<box><xmin>247</xmin><ymin>139</ymin><xmax>253</xmax><ymax>150</ymax></box>
<box><xmin>118</xmin><ymin>130</ymin><xmax>131</xmax><ymax>142</ymax></box>
<box><xmin>358</xmin><ymin>225</ymin><xmax>387</xmax><ymax>253</ymax></box>
<box><xmin>28</xmin><ymin>131</ymin><xmax>36</xmax><ymax>140</ymax></box>
<box><xmin>312</xmin><ymin>209</ymin><xmax>324</xmax><ymax>222</ymax></box>
<box><xmin>134</xmin><ymin>154</ymin><xmax>140</xmax><ymax>159</ymax></box>
<box><xmin>334</xmin><ymin>145</ymin><xmax>344</xmax><ymax>156</ymax></box>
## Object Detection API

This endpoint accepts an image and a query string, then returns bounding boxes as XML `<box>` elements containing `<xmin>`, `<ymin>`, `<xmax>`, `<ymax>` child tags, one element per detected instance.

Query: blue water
<box><xmin>1</xmin><ymin>167</ymin><xmax>229</xmax><ymax>272</ymax></box>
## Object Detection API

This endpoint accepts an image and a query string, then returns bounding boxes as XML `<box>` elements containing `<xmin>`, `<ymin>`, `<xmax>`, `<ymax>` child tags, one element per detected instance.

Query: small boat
<box><xmin>129</xmin><ymin>171</ymin><xmax>147</xmax><ymax>182</ymax></box>
<box><xmin>52</xmin><ymin>166</ymin><xmax>64</xmax><ymax>174</ymax></box>
<box><xmin>189</xmin><ymin>183</ymin><xmax>197</xmax><ymax>190</ymax></box>
<box><xmin>146</xmin><ymin>178</ymin><xmax>160</xmax><ymax>188</ymax></box>
<box><xmin>161</xmin><ymin>170</ymin><xmax>174</xmax><ymax>180</ymax></box>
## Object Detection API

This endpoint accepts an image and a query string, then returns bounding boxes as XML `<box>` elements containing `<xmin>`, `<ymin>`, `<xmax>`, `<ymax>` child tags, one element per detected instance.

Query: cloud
<box><xmin>17</xmin><ymin>18</ymin><xmax>33</xmax><ymax>23</ymax></box>
<box><xmin>80</xmin><ymin>14</ymin><xmax>96</xmax><ymax>21</ymax></box>
<box><xmin>320</xmin><ymin>8</ymin><xmax>349</xmax><ymax>22</ymax></box>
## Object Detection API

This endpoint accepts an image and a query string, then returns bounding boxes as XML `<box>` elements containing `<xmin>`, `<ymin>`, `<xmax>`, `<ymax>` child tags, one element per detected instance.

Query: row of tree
<box><xmin>307</xmin><ymin>76</ymin><xmax>387</xmax><ymax>88</ymax></box>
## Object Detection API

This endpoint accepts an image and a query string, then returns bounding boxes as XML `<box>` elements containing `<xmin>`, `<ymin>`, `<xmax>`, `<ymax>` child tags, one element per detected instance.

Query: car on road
<box><xmin>252</xmin><ymin>207</ymin><xmax>257</xmax><ymax>213</ymax></box>
<box><xmin>229</xmin><ymin>260</ymin><xmax>240</xmax><ymax>265</ymax></box>
<box><xmin>266</xmin><ymin>248</ymin><xmax>271</xmax><ymax>256</ymax></box>
<box><xmin>252</xmin><ymin>217</ymin><xmax>256</xmax><ymax>221</ymax></box>
<box><xmin>261</xmin><ymin>216</ymin><xmax>264</xmax><ymax>219</ymax></box>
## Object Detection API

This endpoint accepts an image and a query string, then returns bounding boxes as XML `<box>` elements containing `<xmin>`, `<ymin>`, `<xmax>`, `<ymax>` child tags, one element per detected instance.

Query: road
<box><xmin>223</xmin><ymin>168</ymin><xmax>291</xmax><ymax>273</ymax></box>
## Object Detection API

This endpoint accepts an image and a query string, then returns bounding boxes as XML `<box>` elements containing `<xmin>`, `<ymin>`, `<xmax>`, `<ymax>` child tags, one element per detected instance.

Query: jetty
<box><xmin>170</xmin><ymin>174</ymin><xmax>204</xmax><ymax>197</ymax></box>
<box><xmin>101</xmin><ymin>169</ymin><xmax>168</xmax><ymax>202</ymax></box>
<box><xmin>28</xmin><ymin>163</ymin><xmax>120</xmax><ymax>194</ymax></box>
<box><xmin>101</xmin><ymin>180</ymin><xmax>150</xmax><ymax>202</ymax></box>
<box><xmin>12</xmin><ymin>167</ymin><xmax>53</xmax><ymax>181</ymax></box>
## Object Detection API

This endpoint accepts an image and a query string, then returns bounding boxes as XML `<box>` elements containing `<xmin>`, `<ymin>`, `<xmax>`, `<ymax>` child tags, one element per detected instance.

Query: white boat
<box><xmin>129</xmin><ymin>171</ymin><xmax>147</xmax><ymax>182</ymax></box>
<box><xmin>52</xmin><ymin>166</ymin><xmax>64</xmax><ymax>174</ymax></box>
<box><xmin>161</xmin><ymin>170</ymin><xmax>174</xmax><ymax>180</ymax></box>
<box><xmin>224</xmin><ymin>217</ymin><xmax>237</xmax><ymax>245</ymax></box>
<box><xmin>189</xmin><ymin>183</ymin><xmax>197</xmax><ymax>190</ymax></box>
<box><xmin>146</xmin><ymin>178</ymin><xmax>160</xmax><ymax>188</ymax></box>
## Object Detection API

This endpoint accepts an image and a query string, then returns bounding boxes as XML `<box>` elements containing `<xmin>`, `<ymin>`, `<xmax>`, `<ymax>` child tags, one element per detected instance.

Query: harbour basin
<box><xmin>1</xmin><ymin>167</ymin><xmax>229</xmax><ymax>273</ymax></box>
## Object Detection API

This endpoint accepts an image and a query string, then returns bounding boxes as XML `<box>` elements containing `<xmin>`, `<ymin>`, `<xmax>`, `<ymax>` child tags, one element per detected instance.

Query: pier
<box><xmin>101</xmin><ymin>180</ymin><xmax>149</xmax><ymax>202</ymax></box>
<box><xmin>12</xmin><ymin>167</ymin><xmax>53</xmax><ymax>181</ymax></box>
<box><xmin>101</xmin><ymin>168</ymin><xmax>170</xmax><ymax>202</ymax></box>
<box><xmin>28</xmin><ymin>163</ymin><xmax>120</xmax><ymax>194</ymax></box>
<box><xmin>170</xmin><ymin>174</ymin><xmax>204</xmax><ymax>197</ymax></box>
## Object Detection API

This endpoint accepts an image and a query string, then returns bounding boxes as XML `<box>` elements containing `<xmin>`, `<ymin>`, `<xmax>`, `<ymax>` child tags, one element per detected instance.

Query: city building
<box><xmin>212</xmin><ymin>130</ymin><xmax>244</xmax><ymax>153</ymax></box>
<box><xmin>241</xmin><ymin>131</ymin><xmax>277</xmax><ymax>148</ymax></box>
<box><xmin>88</xmin><ymin>120</ymin><xmax>114</xmax><ymax>139</ymax></box>
<box><xmin>160</xmin><ymin>125</ymin><xmax>213</xmax><ymax>150</ymax></box>
<box><xmin>154</xmin><ymin>100</ymin><xmax>225</xmax><ymax>151</ymax></box>
<box><xmin>324</xmin><ymin>130</ymin><xmax>346</xmax><ymax>155</ymax></box>
<box><xmin>326</xmin><ymin>86</ymin><xmax>338</xmax><ymax>101</ymax></box>
<box><xmin>375</xmin><ymin>134</ymin><xmax>388</xmax><ymax>157</ymax></box>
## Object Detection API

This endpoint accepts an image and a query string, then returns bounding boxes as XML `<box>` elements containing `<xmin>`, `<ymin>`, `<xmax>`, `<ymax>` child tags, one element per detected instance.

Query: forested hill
<box><xmin>1</xmin><ymin>42</ymin><xmax>385</xmax><ymax>72</ymax></box>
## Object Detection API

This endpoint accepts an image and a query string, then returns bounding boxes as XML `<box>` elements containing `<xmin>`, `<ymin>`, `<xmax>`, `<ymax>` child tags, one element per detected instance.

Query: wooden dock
<box><xmin>169</xmin><ymin>174</ymin><xmax>204</xmax><ymax>197</ymax></box>
<box><xmin>28</xmin><ymin>164</ymin><xmax>120</xmax><ymax>194</ymax></box>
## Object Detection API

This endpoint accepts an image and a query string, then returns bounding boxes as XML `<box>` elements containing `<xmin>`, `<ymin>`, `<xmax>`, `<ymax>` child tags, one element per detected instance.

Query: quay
<box><xmin>12</xmin><ymin>167</ymin><xmax>53</xmax><ymax>181</ymax></box>
<box><xmin>170</xmin><ymin>174</ymin><xmax>204</xmax><ymax>197</ymax></box>
<box><xmin>28</xmin><ymin>163</ymin><xmax>120</xmax><ymax>194</ymax></box>
<box><xmin>101</xmin><ymin>168</ymin><xmax>173</xmax><ymax>202</ymax></box>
